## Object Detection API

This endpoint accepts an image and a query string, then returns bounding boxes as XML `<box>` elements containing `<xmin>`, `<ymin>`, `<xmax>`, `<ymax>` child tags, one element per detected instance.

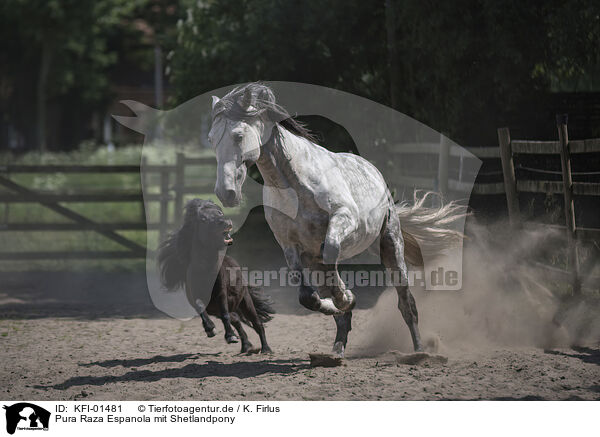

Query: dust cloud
<box><xmin>352</xmin><ymin>218</ymin><xmax>600</xmax><ymax>357</ymax></box>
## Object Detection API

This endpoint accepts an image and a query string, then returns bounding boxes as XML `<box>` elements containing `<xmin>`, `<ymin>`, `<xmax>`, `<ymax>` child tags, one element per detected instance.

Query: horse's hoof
<box><xmin>260</xmin><ymin>347</ymin><xmax>273</xmax><ymax>354</ymax></box>
<box><xmin>225</xmin><ymin>334</ymin><xmax>239</xmax><ymax>344</ymax></box>
<box><xmin>332</xmin><ymin>342</ymin><xmax>345</xmax><ymax>358</ymax></box>
<box><xmin>333</xmin><ymin>290</ymin><xmax>356</xmax><ymax>312</ymax></box>
<box><xmin>206</xmin><ymin>328</ymin><xmax>216</xmax><ymax>338</ymax></box>
<box><xmin>319</xmin><ymin>299</ymin><xmax>344</xmax><ymax>316</ymax></box>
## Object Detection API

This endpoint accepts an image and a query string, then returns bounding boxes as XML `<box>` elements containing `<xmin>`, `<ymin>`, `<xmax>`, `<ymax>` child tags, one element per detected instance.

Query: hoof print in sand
<box><xmin>392</xmin><ymin>351</ymin><xmax>448</xmax><ymax>366</ymax></box>
<box><xmin>309</xmin><ymin>353</ymin><xmax>344</xmax><ymax>367</ymax></box>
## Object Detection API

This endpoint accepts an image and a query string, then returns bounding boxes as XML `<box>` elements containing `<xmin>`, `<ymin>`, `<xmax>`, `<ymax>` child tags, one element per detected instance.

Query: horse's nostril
<box><xmin>224</xmin><ymin>189</ymin><xmax>236</xmax><ymax>204</ymax></box>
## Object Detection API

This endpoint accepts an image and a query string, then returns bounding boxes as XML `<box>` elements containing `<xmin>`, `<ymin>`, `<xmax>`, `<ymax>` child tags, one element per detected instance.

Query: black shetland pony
<box><xmin>157</xmin><ymin>199</ymin><xmax>273</xmax><ymax>354</ymax></box>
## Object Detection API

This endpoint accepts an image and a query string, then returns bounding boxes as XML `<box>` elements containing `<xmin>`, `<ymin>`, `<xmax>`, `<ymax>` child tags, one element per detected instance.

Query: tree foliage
<box><xmin>0</xmin><ymin>0</ymin><xmax>148</xmax><ymax>149</ymax></box>
<box><xmin>169</xmin><ymin>0</ymin><xmax>600</xmax><ymax>146</ymax></box>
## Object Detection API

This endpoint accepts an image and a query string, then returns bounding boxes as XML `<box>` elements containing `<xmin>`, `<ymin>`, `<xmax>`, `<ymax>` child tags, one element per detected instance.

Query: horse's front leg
<box><xmin>321</xmin><ymin>207</ymin><xmax>357</xmax><ymax>311</ymax></box>
<box><xmin>313</xmin><ymin>266</ymin><xmax>354</xmax><ymax>356</ymax></box>
<box><xmin>332</xmin><ymin>312</ymin><xmax>352</xmax><ymax>358</ymax></box>
<box><xmin>283</xmin><ymin>247</ymin><xmax>342</xmax><ymax>316</ymax></box>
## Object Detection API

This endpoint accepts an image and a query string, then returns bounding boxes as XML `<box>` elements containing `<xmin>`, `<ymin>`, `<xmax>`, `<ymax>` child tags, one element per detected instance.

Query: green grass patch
<box><xmin>0</xmin><ymin>143</ymin><xmax>233</xmax><ymax>272</ymax></box>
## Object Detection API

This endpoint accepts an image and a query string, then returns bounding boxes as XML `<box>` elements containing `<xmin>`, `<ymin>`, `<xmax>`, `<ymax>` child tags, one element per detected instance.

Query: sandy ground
<box><xmin>1</xmin><ymin>272</ymin><xmax>598</xmax><ymax>401</ymax></box>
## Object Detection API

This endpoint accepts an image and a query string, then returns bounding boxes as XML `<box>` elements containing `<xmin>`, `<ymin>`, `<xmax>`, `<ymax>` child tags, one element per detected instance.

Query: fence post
<box><xmin>497</xmin><ymin>127</ymin><xmax>521</xmax><ymax>227</ymax></box>
<box><xmin>437</xmin><ymin>133</ymin><xmax>449</xmax><ymax>200</ymax></box>
<box><xmin>556</xmin><ymin>114</ymin><xmax>581</xmax><ymax>295</ymax></box>
<box><xmin>159</xmin><ymin>166</ymin><xmax>169</xmax><ymax>243</ymax></box>
<box><xmin>174</xmin><ymin>152</ymin><xmax>185</xmax><ymax>225</ymax></box>
<box><xmin>140</xmin><ymin>156</ymin><xmax>148</xmax><ymax>222</ymax></box>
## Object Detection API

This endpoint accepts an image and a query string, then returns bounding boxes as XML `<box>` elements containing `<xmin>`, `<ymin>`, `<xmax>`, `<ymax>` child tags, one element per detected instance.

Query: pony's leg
<box><xmin>229</xmin><ymin>312</ymin><xmax>253</xmax><ymax>353</ymax></box>
<box><xmin>218</xmin><ymin>308</ymin><xmax>239</xmax><ymax>344</ymax></box>
<box><xmin>380</xmin><ymin>215</ymin><xmax>424</xmax><ymax>352</ymax></box>
<box><xmin>184</xmin><ymin>282</ymin><xmax>216</xmax><ymax>337</ymax></box>
<box><xmin>247</xmin><ymin>315</ymin><xmax>272</xmax><ymax>354</ymax></box>
<box><xmin>332</xmin><ymin>312</ymin><xmax>352</xmax><ymax>357</ymax></box>
<box><xmin>284</xmin><ymin>247</ymin><xmax>342</xmax><ymax>316</ymax></box>
<box><xmin>239</xmin><ymin>291</ymin><xmax>272</xmax><ymax>353</ymax></box>
<box><xmin>322</xmin><ymin>208</ymin><xmax>357</xmax><ymax>311</ymax></box>
<box><xmin>213</xmin><ymin>275</ymin><xmax>239</xmax><ymax>344</ymax></box>
<box><xmin>198</xmin><ymin>310</ymin><xmax>216</xmax><ymax>337</ymax></box>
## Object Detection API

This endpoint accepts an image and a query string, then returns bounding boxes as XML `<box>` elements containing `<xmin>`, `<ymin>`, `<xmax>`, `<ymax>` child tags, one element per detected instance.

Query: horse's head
<box><xmin>209</xmin><ymin>84</ymin><xmax>275</xmax><ymax>207</ymax></box>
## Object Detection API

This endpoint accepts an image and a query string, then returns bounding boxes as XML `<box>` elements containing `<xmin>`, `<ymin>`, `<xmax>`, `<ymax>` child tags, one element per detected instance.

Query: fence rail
<box><xmin>0</xmin><ymin>152</ymin><xmax>217</xmax><ymax>260</ymax></box>
<box><xmin>496</xmin><ymin>115</ymin><xmax>600</xmax><ymax>294</ymax></box>
<box><xmin>1</xmin><ymin>125</ymin><xmax>599</xmax><ymax>282</ymax></box>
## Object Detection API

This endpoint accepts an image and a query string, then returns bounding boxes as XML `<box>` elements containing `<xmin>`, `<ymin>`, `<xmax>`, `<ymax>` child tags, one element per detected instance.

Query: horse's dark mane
<box><xmin>213</xmin><ymin>82</ymin><xmax>317</xmax><ymax>143</ymax></box>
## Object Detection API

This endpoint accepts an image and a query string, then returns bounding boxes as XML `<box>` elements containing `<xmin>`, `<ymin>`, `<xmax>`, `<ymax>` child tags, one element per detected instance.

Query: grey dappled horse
<box><xmin>210</xmin><ymin>83</ymin><xmax>464</xmax><ymax>357</ymax></box>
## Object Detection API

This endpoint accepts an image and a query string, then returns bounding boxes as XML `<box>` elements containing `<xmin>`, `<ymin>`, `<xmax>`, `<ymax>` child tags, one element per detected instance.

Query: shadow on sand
<box><xmin>79</xmin><ymin>353</ymin><xmax>224</xmax><ymax>368</ymax></box>
<box><xmin>36</xmin><ymin>357</ymin><xmax>309</xmax><ymax>391</ymax></box>
<box><xmin>0</xmin><ymin>271</ymin><xmax>161</xmax><ymax>319</ymax></box>
<box><xmin>544</xmin><ymin>346</ymin><xmax>600</xmax><ymax>366</ymax></box>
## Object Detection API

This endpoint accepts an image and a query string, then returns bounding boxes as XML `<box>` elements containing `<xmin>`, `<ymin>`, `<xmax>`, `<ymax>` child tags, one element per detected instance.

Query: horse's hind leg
<box><xmin>230</xmin><ymin>312</ymin><xmax>253</xmax><ymax>353</ymax></box>
<box><xmin>332</xmin><ymin>312</ymin><xmax>352</xmax><ymax>357</ymax></box>
<box><xmin>380</xmin><ymin>215</ymin><xmax>424</xmax><ymax>352</ymax></box>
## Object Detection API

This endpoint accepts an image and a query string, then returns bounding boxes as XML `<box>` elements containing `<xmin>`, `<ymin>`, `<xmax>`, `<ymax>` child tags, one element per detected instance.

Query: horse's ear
<box><xmin>256</xmin><ymin>86</ymin><xmax>275</xmax><ymax>104</ymax></box>
<box><xmin>241</xmin><ymin>87</ymin><xmax>254</xmax><ymax>110</ymax></box>
<box><xmin>113</xmin><ymin>100</ymin><xmax>163</xmax><ymax>135</ymax></box>
<box><xmin>211</xmin><ymin>96</ymin><xmax>221</xmax><ymax>110</ymax></box>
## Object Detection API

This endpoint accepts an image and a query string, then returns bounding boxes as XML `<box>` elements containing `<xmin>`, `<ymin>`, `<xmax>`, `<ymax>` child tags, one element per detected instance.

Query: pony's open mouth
<box><xmin>223</xmin><ymin>227</ymin><xmax>234</xmax><ymax>245</ymax></box>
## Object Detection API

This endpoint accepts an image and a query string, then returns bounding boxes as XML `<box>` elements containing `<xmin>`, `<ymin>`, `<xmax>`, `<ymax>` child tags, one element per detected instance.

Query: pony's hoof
<box><xmin>260</xmin><ymin>346</ymin><xmax>273</xmax><ymax>354</ymax></box>
<box><xmin>241</xmin><ymin>343</ymin><xmax>256</xmax><ymax>354</ymax></box>
<box><xmin>206</xmin><ymin>328</ymin><xmax>216</xmax><ymax>338</ymax></box>
<box><xmin>225</xmin><ymin>334</ymin><xmax>239</xmax><ymax>344</ymax></box>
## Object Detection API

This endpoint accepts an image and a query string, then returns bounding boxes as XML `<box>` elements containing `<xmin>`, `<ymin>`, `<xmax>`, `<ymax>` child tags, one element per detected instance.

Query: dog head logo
<box><xmin>3</xmin><ymin>403</ymin><xmax>50</xmax><ymax>435</ymax></box>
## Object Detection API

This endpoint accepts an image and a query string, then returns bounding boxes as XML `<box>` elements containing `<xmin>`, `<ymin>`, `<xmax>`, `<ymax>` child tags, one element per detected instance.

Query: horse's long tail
<box><xmin>396</xmin><ymin>191</ymin><xmax>468</xmax><ymax>267</ymax></box>
<box><xmin>248</xmin><ymin>286</ymin><xmax>275</xmax><ymax>323</ymax></box>
<box><xmin>157</xmin><ymin>203</ymin><xmax>198</xmax><ymax>291</ymax></box>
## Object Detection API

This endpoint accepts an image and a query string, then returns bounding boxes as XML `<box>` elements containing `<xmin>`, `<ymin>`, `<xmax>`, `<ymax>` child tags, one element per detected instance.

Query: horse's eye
<box><xmin>233</xmin><ymin>132</ymin><xmax>243</xmax><ymax>143</ymax></box>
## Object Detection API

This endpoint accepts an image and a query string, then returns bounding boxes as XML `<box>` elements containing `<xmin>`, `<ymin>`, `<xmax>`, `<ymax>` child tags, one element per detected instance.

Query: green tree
<box><xmin>169</xmin><ymin>0</ymin><xmax>600</xmax><ymax>147</ymax></box>
<box><xmin>0</xmin><ymin>0</ymin><xmax>144</xmax><ymax>150</ymax></box>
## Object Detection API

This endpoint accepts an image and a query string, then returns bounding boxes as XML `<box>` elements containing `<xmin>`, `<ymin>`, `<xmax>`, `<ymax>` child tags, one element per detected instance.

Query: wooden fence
<box><xmin>0</xmin><ymin>153</ymin><xmax>215</xmax><ymax>260</ymax></box>
<box><xmin>495</xmin><ymin>115</ymin><xmax>600</xmax><ymax>294</ymax></box>
<box><xmin>386</xmin><ymin>118</ymin><xmax>600</xmax><ymax>293</ymax></box>
<box><xmin>1</xmin><ymin>119</ymin><xmax>599</xmax><ymax>292</ymax></box>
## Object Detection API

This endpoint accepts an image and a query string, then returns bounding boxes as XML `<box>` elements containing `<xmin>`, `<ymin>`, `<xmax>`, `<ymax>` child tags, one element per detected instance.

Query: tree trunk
<box><xmin>385</xmin><ymin>0</ymin><xmax>398</xmax><ymax>109</ymax></box>
<box><xmin>37</xmin><ymin>41</ymin><xmax>52</xmax><ymax>152</ymax></box>
<box><xmin>154</xmin><ymin>44</ymin><xmax>164</xmax><ymax>109</ymax></box>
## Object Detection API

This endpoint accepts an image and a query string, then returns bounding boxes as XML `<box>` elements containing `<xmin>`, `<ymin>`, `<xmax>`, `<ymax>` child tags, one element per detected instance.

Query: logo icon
<box><xmin>3</xmin><ymin>403</ymin><xmax>50</xmax><ymax>435</ymax></box>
